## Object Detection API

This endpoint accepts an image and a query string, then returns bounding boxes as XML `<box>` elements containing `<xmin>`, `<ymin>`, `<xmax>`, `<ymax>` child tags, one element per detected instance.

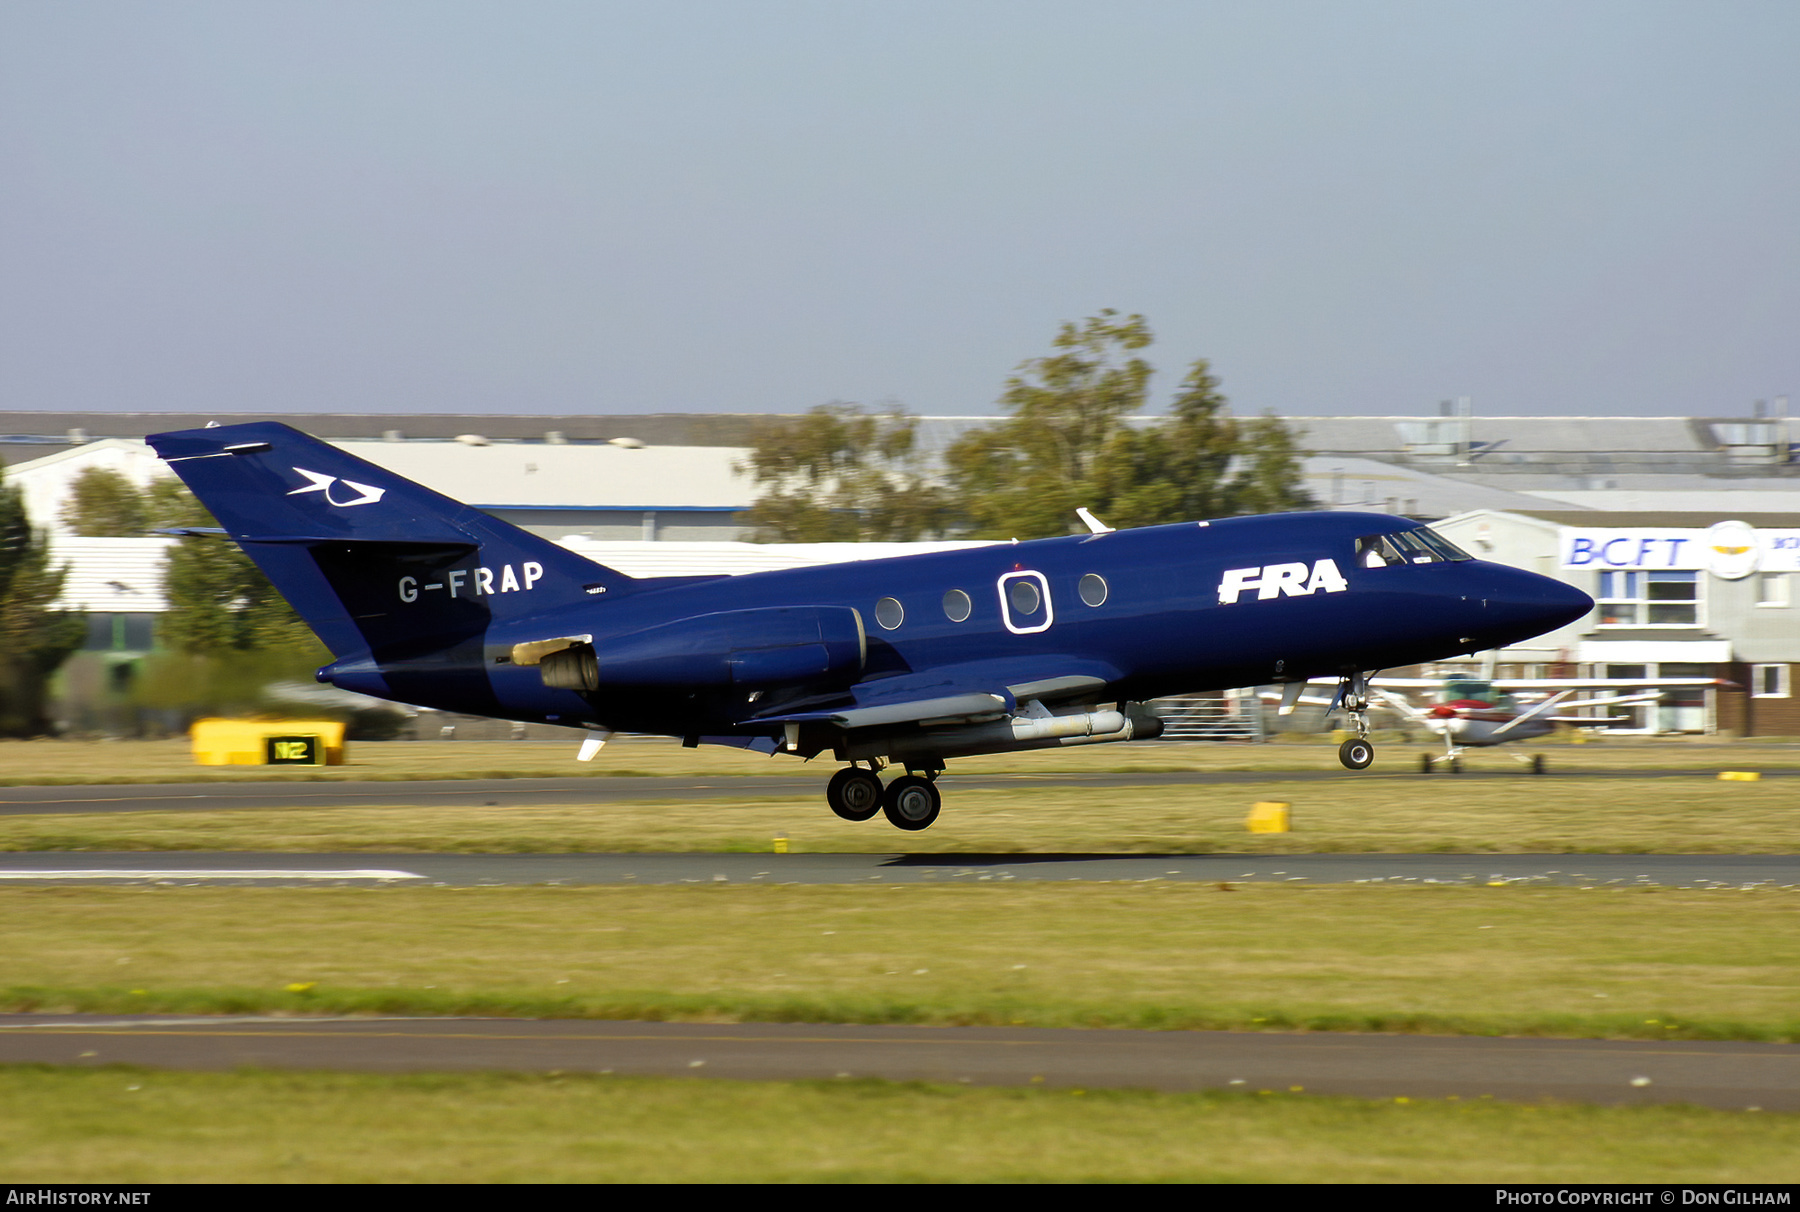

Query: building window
<box><xmin>1595</xmin><ymin>570</ymin><xmax>1698</xmax><ymax>626</ymax></box>
<box><xmin>1751</xmin><ymin>664</ymin><xmax>1791</xmax><ymax>698</ymax></box>
<box><xmin>83</xmin><ymin>613</ymin><xmax>156</xmax><ymax>652</ymax></box>
<box><xmin>1756</xmin><ymin>573</ymin><xmax>1791</xmax><ymax>608</ymax></box>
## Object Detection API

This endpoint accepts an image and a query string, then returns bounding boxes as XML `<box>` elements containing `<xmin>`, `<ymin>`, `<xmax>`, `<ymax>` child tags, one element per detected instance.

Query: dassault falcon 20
<box><xmin>149</xmin><ymin>422</ymin><xmax>1594</xmax><ymax>831</ymax></box>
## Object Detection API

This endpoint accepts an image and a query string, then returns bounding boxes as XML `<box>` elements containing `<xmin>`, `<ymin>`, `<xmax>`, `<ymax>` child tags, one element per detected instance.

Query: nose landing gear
<box><xmin>1336</xmin><ymin>671</ymin><xmax>1377</xmax><ymax>770</ymax></box>
<box><xmin>1338</xmin><ymin>736</ymin><xmax>1374</xmax><ymax>770</ymax></box>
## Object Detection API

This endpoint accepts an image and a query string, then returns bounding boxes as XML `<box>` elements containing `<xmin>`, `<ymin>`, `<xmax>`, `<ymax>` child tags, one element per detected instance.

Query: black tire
<box><xmin>1419</xmin><ymin>753</ymin><xmax>1434</xmax><ymax>774</ymax></box>
<box><xmin>882</xmin><ymin>775</ymin><xmax>941</xmax><ymax>831</ymax></box>
<box><xmin>826</xmin><ymin>768</ymin><xmax>883</xmax><ymax>822</ymax></box>
<box><xmin>1338</xmin><ymin>738</ymin><xmax>1374</xmax><ymax>770</ymax></box>
<box><xmin>1531</xmin><ymin>754</ymin><xmax>1546</xmax><ymax>775</ymax></box>
<box><xmin>1449</xmin><ymin>758</ymin><xmax>1462</xmax><ymax>774</ymax></box>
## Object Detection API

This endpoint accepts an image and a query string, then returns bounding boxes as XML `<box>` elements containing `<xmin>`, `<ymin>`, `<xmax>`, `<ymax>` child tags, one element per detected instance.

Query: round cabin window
<box><xmin>1008</xmin><ymin>578</ymin><xmax>1041</xmax><ymax>616</ymax></box>
<box><xmin>875</xmin><ymin>596</ymin><xmax>905</xmax><ymax>630</ymax></box>
<box><xmin>1079</xmin><ymin>573</ymin><xmax>1108</xmax><ymax>606</ymax></box>
<box><xmin>942</xmin><ymin>588</ymin><xmax>972</xmax><ymax>622</ymax></box>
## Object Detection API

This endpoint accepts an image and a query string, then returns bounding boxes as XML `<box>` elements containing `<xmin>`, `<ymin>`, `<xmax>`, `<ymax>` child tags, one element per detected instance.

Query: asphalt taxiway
<box><xmin>2</xmin><ymin>766</ymin><xmax>1794</xmax><ymax>818</ymax></box>
<box><xmin>1</xmin><ymin>1015</ymin><xmax>1793</xmax><ymax>1110</ymax></box>
<box><xmin>0</xmin><ymin>849</ymin><xmax>1796</xmax><ymax>887</ymax></box>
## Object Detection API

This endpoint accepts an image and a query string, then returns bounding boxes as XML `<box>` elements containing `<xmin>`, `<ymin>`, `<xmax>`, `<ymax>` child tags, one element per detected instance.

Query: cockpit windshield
<box><xmin>1355</xmin><ymin>526</ymin><xmax>1474</xmax><ymax>569</ymax></box>
<box><xmin>1438</xmin><ymin>678</ymin><xmax>1516</xmax><ymax>710</ymax></box>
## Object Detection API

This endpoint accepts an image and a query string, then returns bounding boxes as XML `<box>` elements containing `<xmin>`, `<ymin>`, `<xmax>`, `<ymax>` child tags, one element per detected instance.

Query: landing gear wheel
<box><xmin>1338</xmin><ymin>737</ymin><xmax>1374</xmax><ymax>770</ymax></box>
<box><xmin>882</xmin><ymin>775</ymin><xmax>941</xmax><ymax>831</ymax></box>
<box><xmin>1531</xmin><ymin>754</ymin><xmax>1546</xmax><ymax>775</ymax></box>
<box><xmin>1419</xmin><ymin>753</ymin><xmax>1434</xmax><ymax>774</ymax></box>
<box><xmin>1449</xmin><ymin>758</ymin><xmax>1462</xmax><ymax>774</ymax></box>
<box><xmin>826</xmin><ymin>768</ymin><xmax>883</xmax><ymax>822</ymax></box>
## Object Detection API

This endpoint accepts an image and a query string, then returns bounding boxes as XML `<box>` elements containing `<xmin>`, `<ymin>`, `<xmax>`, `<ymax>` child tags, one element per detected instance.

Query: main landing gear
<box><xmin>824</xmin><ymin>764</ymin><xmax>942</xmax><ymax>831</ymax></box>
<box><xmin>1336</xmin><ymin>671</ymin><xmax>1375</xmax><ymax>771</ymax></box>
<box><xmin>825</xmin><ymin>767</ymin><xmax>883</xmax><ymax>821</ymax></box>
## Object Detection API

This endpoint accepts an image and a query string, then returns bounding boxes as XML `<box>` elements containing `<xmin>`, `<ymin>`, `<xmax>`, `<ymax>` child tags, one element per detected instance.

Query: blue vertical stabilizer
<box><xmin>148</xmin><ymin>422</ymin><xmax>637</xmax><ymax>658</ymax></box>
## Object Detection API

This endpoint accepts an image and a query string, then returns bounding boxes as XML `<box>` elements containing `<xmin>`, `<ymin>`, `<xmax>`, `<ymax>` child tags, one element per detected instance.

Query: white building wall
<box><xmin>7</xmin><ymin>441</ymin><xmax>177</xmax><ymax>536</ymax></box>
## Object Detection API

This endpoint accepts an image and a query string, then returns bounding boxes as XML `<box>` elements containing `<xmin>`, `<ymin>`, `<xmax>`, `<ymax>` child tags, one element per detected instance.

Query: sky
<box><xmin>2</xmin><ymin>1</ymin><xmax>1796</xmax><ymax>419</ymax></box>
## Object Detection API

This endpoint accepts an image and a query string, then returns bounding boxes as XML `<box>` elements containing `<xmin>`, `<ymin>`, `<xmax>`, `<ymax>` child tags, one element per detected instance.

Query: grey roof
<box><xmin>332</xmin><ymin>441</ymin><xmax>755</xmax><ymax>509</ymax></box>
<box><xmin>1286</xmin><ymin>415</ymin><xmax>1720</xmax><ymax>455</ymax></box>
<box><xmin>0</xmin><ymin>411</ymin><xmax>768</xmax><ymax>448</ymax></box>
<box><xmin>1522</xmin><ymin>488</ymin><xmax>1800</xmax><ymax>513</ymax></box>
<box><xmin>5</xmin><ymin>411</ymin><xmax>1792</xmax><ymax>500</ymax></box>
<box><xmin>1506</xmin><ymin>510</ymin><xmax>1800</xmax><ymax>528</ymax></box>
<box><xmin>1300</xmin><ymin>457</ymin><xmax>1570</xmax><ymax>518</ymax></box>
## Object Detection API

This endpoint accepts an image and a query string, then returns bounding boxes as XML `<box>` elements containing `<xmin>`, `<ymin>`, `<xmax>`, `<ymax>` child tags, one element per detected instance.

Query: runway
<box><xmin>2</xmin><ymin>765</ymin><xmax>1794</xmax><ymax>817</ymax></box>
<box><xmin>1</xmin><ymin>1015</ymin><xmax>1792</xmax><ymax>1110</ymax></box>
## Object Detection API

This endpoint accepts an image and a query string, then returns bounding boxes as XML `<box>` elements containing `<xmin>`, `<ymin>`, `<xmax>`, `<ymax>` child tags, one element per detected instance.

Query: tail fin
<box><xmin>148</xmin><ymin>422</ymin><xmax>636</xmax><ymax>658</ymax></box>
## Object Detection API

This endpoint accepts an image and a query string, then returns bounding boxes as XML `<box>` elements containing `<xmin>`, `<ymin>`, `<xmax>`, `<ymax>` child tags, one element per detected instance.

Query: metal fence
<box><xmin>1147</xmin><ymin>689</ymin><xmax>1267</xmax><ymax>742</ymax></box>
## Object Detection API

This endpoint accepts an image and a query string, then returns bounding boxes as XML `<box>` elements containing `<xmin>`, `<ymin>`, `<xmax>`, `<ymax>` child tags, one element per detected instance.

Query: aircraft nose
<box><xmin>1476</xmin><ymin>566</ymin><xmax>1593</xmax><ymax>642</ymax></box>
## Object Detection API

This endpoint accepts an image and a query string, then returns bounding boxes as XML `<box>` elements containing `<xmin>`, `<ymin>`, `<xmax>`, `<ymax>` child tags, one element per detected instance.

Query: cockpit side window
<box><xmin>1356</xmin><ymin>527</ymin><xmax>1475</xmax><ymax>568</ymax></box>
<box><xmin>1356</xmin><ymin>535</ymin><xmax>1407</xmax><ymax>568</ymax></box>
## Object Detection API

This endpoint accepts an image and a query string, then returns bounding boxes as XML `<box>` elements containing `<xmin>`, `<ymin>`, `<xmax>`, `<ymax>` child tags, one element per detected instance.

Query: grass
<box><xmin>4</xmin><ymin>883</ymin><xmax>1798</xmax><ymax>1040</ymax></box>
<box><xmin>1</xmin><ymin>1067</ymin><xmax>1793</xmax><ymax>1183</ymax></box>
<box><xmin>7</xmin><ymin>739</ymin><xmax>1793</xmax><ymax>1181</ymax></box>
<box><xmin>0</xmin><ymin>734</ymin><xmax>1796</xmax><ymax>785</ymax></box>
<box><xmin>3</xmin><ymin>775</ymin><xmax>1796</xmax><ymax>854</ymax></box>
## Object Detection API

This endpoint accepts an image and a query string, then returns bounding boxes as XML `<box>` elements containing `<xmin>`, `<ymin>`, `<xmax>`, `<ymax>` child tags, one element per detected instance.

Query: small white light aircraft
<box><xmin>1272</xmin><ymin>673</ymin><xmax>1731</xmax><ymax>773</ymax></box>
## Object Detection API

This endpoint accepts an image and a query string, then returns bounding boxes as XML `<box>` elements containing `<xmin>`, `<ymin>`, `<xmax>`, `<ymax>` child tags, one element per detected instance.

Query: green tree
<box><xmin>153</xmin><ymin>490</ymin><xmax>317</xmax><ymax>656</ymax></box>
<box><xmin>1226</xmin><ymin>413</ymin><xmax>1315</xmax><ymax>516</ymax></box>
<box><xmin>59</xmin><ymin>466</ymin><xmax>150</xmax><ymax>536</ymax></box>
<box><xmin>0</xmin><ymin>467</ymin><xmax>84</xmax><ymax>735</ymax></box>
<box><xmin>1090</xmin><ymin>359</ymin><xmax>1315</xmax><ymax>528</ymax></box>
<box><xmin>135</xmin><ymin>481</ymin><xmax>328</xmax><ymax>720</ymax></box>
<box><xmin>737</xmin><ymin>404</ymin><xmax>956</xmax><ymax>542</ymax></box>
<box><xmin>946</xmin><ymin>311</ymin><xmax>1313</xmax><ymax>538</ymax></box>
<box><xmin>945</xmin><ymin>310</ymin><xmax>1154</xmax><ymax>539</ymax></box>
<box><xmin>50</xmin><ymin>470</ymin><xmax>313</xmax><ymax>655</ymax></box>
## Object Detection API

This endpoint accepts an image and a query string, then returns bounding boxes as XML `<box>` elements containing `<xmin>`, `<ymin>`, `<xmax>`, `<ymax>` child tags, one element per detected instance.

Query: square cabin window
<box><xmin>1596</xmin><ymin>570</ymin><xmax>1698</xmax><ymax>627</ymax></box>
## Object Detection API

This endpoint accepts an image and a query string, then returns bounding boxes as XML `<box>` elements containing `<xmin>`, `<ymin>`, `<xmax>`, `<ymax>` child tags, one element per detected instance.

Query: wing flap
<box><xmin>758</xmin><ymin>692</ymin><xmax>1010</xmax><ymax>731</ymax></box>
<box><xmin>749</xmin><ymin>658</ymin><xmax>1121</xmax><ymax>733</ymax></box>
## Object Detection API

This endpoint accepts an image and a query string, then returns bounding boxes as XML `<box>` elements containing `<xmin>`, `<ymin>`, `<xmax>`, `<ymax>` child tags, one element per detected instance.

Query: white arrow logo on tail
<box><xmin>287</xmin><ymin>468</ymin><xmax>386</xmax><ymax>508</ymax></box>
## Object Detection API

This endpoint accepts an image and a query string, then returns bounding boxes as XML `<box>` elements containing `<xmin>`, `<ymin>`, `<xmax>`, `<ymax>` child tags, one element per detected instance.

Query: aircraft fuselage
<box><xmin>322</xmin><ymin>510</ymin><xmax>1591</xmax><ymax>747</ymax></box>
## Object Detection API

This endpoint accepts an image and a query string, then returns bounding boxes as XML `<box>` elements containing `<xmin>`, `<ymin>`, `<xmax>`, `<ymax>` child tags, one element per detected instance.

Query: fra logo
<box><xmin>265</xmin><ymin>736</ymin><xmax>321</xmax><ymax>765</ymax></box>
<box><xmin>1216</xmin><ymin>559</ymin><xmax>1349</xmax><ymax>606</ymax></box>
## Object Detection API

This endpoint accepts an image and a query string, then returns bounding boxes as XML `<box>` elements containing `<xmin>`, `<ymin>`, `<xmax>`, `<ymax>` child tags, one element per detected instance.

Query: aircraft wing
<box><xmin>1490</xmin><ymin>688</ymin><xmax>1675</xmax><ymax>733</ymax></box>
<box><xmin>1370</xmin><ymin>687</ymin><xmax>1434</xmax><ymax>725</ymax></box>
<box><xmin>1539</xmin><ymin>690</ymin><xmax>1666</xmax><ymax>712</ymax></box>
<box><xmin>750</xmin><ymin>660</ymin><xmax>1120</xmax><ymax>731</ymax></box>
<box><xmin>1491</xmin><ymin>677</ymin><xmax>1734</xmax><ymax>691</ymax></box>
<box><xmin>1337</xmin><ymin>676</ymin><xmax>1733</xmax><ymax>691</ymax></box>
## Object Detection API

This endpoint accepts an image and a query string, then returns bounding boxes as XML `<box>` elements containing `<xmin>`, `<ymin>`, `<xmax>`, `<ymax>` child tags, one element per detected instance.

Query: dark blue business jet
<box><xmin>149</xmin><ymin>423</ymin><xmax>1593</xmax><ymax>831</ymax></box>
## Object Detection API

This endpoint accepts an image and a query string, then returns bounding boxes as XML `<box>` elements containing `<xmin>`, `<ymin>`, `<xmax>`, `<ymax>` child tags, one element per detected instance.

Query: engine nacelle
<box><xmin>533</xmin><ymin>605</ymin><xmax>866</xmax><ymax>691</ymax></box>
